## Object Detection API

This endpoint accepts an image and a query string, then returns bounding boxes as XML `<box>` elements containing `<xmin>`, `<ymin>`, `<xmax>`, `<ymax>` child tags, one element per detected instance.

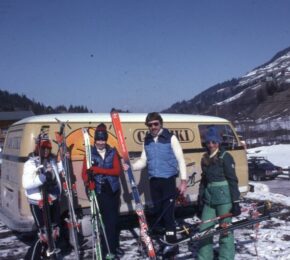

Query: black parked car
<box><xmin>248</xmin><ymin>157</ymin><xmax>283</xmax><ymax>181</ymax></box>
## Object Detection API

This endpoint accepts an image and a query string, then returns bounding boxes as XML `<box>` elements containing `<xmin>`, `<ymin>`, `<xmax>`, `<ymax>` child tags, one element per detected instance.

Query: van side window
<box><xmin>5</xmin><ymin>132</ymin><xmax>22</xmax><ymax>150</ymax></box>
<box><xmin>198</xmin><ymin>124</ymin><xmax>239</xmax><ymax>150</ymax></box>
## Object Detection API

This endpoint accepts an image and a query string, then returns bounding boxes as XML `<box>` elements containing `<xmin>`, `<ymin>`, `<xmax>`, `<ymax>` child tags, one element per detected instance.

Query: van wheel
<box><xmin>252</xmin><ymin>173</ymin><xmax>261</xmax><ymax>181</ymax></box>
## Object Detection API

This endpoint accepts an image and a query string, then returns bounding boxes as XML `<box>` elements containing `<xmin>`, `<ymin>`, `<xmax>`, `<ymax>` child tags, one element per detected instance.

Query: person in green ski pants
<box><xmin>197</xmin><ymin>126</ymin><xmax>241</xmax><ymax>260</ymax></box>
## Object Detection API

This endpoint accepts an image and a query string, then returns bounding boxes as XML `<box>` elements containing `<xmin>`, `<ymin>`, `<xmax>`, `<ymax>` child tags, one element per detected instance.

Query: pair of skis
<box><xmin>55</xmin><ymin>119</ymin><xmax>80</xmax><ymax>259</ymax></box>
<box><xmin>82</xmin><ymin>128</ymin><xmax>113</xmax><ymax>260</ymax></box>
<box><xmin>161</xmin><ymin>209</ymin><xmax>289</xmax><ymax>246</ymax></box>
<box><xmin>40</xmin><ymin>183</ymin><xmax>61</xmax><ymax>260</ymax></box>
<box><xmin>110</xmin><ymin>112</ymin><xmax>156</xmax><ymax>259</ymax></box>
<box><xmin>176</xmin><ymin>201</ymin><xmax>272</xmax><ymax>236</ymax></box>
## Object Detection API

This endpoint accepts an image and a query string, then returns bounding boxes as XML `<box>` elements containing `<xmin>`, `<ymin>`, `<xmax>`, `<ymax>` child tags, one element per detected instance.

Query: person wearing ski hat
<box><xmin>125</xmin><ymin>112</ymin><xmax>187</xmax><ymax>258</ymax></box>
<box><xmin>197</xmin><ymin>126</ymin><xmax>241</xmax><ymax>260</ymax></box>
<box><xmin>82</xmin><ymin>123</ymin><xmax>122</xmax><ymax>259</ymax></box>
<box><xmin>22</xmin><ymin>134</ymin><xmax>63</xmax><ymax>250</ymax></box>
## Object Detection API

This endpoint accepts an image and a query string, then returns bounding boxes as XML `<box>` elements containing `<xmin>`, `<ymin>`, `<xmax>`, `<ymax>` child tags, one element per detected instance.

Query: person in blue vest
<box><xmin>197</xmin><ymin>126</ymin><xmax>241</xmax><ymax>260</ymax></box>
<box><xmin>129</xmin><ymin>112</ymin><xmax>187</xmax><ymax>258</ymax></box>
<box><xmin>82</xmin><ymin>123</ymin><xmax>122</xmax><ymax>259</ymax></box>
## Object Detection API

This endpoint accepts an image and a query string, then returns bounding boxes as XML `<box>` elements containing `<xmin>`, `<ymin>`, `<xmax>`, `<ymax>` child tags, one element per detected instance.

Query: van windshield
<box><xmin>258</xmin><ymin>159</ymin><xmax>269</xmax><ymax>164</ymax></box>
<box><xmin>198</xmin><ymin>124</ymin><xmax>239</xmax><ymax>150</ymax></box>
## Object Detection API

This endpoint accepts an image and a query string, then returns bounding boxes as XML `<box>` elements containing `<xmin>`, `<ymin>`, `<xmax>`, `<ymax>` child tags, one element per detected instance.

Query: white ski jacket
<box><xmin>23</xmin><ymin>155</ymin><xmax>63</xmax><ymax>205</ymax></box>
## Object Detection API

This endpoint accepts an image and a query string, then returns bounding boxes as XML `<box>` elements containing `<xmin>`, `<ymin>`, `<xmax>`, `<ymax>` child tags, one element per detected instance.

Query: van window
<box><xmin>4</xmin><ymin>130</ymin><xmax>23</xmax><ymax>154</ymax></box>
<box><xmin>198</xmin><ymin>124</ymin><xmax>239</xmax><ymax>149</ymax></box>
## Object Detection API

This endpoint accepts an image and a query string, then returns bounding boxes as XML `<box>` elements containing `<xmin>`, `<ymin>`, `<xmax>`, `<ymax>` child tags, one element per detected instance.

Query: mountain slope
<box><xmin>163</xmin><ymin>46</ymin><xmax>290</xmax><ymax>122</ymax></box>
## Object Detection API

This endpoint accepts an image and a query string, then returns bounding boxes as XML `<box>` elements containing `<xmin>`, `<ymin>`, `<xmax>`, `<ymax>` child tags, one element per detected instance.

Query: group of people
<box><xmin>22</xmin><ymin>112</ymin><xmax>241</xmax><ymax>260</ymax></box>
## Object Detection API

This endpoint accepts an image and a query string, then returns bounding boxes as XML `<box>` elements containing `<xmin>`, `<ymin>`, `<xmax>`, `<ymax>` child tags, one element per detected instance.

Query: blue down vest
<box><xmin>91</xmin><ymin>145</ymin><xmax>120</xmax><ymax>193</ymax></box>
<box><xmin>144</xmin><ymin>128</ymin><xmax>178</xmax><ymax>178</ymax></box>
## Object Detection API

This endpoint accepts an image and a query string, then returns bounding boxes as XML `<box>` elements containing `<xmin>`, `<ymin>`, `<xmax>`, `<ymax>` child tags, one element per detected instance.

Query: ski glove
<box><xmin>231</xmin><ymin>202</ymin><xmax>241</xmax><ymax>216</ymax></box>
<box><xmin>86</xmin><ymin>169</ymin><xmax>94</xmax><ymax>182</ymax></box>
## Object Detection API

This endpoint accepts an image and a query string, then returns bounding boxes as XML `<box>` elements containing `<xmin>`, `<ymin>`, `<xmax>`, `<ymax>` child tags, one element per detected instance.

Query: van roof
<box><xmin>12</xmin><ymin>113</ymin><xmax>229</xmax><ymax>125</ymax></box>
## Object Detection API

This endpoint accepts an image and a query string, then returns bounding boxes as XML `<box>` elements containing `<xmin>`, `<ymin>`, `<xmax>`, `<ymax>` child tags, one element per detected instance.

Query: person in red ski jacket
<box><xmin>82</xmin><ymin>123</ymin><xmax>122</xmax><ymax>259</ymax></box>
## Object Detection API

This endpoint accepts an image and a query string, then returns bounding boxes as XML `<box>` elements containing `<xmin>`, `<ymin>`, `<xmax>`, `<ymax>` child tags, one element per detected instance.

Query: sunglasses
<box><xmin>95</xmin><ymin>137</ymin><xmax>107</xmax><ymax>141</ymax></box>
<box><xmin>206</xmin><ymin>141</ymin><xmax>218</xmax><ymax>145</ymax></box>
<box><xmin>40</xmin><ymin>146</ymin><xmax>51</xmax><ymax>150</ymax></box>
<box><xmin>147</xmin><ymin>122</ymin><xmax>160</xmax><ymax>127</ymax></box>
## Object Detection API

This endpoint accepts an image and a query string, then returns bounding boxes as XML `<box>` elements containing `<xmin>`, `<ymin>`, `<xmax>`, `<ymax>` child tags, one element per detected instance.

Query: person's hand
<box><xmin>35</xmin><ymin>165</ymin><xmax>44</xmax><ymax>174</ymax></box>
<box><xmin>178</xmin><ymin>180</ymin><xmax>187</xmax><ymax>195</ymax></box>
<box><xmin>45</xmin><ymin>163</ymin><xmax>52</xmax><ymax>173</ymax></box>
<box><xmin>231</xmin><ymin>202</ymin><xmax>241</xmax><ymax>216</ymax></box>
<box><xmin>122</xmin><ymin>163</ymin><xmax>130</xmax><ymax>171</ymax></box>
<box><xmin>175</xmin><ymin>188</ymin><xmax>188</xmax><ymax>206</ymax></box>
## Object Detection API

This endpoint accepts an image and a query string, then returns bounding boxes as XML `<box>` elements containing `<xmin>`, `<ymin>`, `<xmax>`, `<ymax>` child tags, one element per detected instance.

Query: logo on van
<box><xmin>65</xmin><ymin>127</ymin><xmax>121</xmax><ymax>160</ymax></box>
<box><xmin>133</xmin><ymin>128</ymin><xmax>194</xmax><ymax>144</ymax></box>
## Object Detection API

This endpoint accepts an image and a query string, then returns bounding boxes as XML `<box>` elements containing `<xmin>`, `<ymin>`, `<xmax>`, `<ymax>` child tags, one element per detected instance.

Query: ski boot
<box><xmin>162</xmin><ymin>245</ymin><xmax>179</xmax><ymax>259</ymax></box>
<box><xmin>162</xmin><ymin>231</ymin><xmax>179</xmax><ymax>259</ymax></box>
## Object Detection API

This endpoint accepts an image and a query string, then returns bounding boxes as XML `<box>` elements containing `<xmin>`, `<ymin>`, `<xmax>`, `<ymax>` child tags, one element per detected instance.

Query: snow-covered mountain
<box><xmin>163</xmin><ymin>46</ymin><xmax>290</xmax><ymax>123</ymax></box>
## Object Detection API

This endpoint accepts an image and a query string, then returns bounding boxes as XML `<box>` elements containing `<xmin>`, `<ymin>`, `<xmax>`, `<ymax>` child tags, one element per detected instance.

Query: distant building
<box><xmin>0</xmin><ymin>111</ymin><xmax>34</xmax><ymax>147</ymax></box>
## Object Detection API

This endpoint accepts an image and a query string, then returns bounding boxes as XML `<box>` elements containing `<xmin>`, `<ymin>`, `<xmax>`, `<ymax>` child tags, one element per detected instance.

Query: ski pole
<box><xmin>149</xmin><ymin>190</ymin><xmax>187</xmax><ymax>233</ymax></box>
<box><xmin>89</xmin><ymin>190</ymin><xmax>103</xmax><ymax>260</ymax></box>
<box><xmin>91</xmin><ymin>190</ymin><xmax>113</xmax><ymax>259</ymax></box>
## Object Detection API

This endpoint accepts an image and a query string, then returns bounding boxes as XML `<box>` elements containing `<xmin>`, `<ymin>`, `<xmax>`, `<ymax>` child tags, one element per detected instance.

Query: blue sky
<box><xmin>1</xmin><ymin>0</ymin><xmax>290</xmax><ymax>113</ymax></box>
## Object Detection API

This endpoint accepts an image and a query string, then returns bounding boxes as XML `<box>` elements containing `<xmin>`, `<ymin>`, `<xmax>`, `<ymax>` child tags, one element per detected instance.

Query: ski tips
<box><xmin>110</xmin><ymin>108</ymin><xmax>118</xmax><ymax>113</ymax></box>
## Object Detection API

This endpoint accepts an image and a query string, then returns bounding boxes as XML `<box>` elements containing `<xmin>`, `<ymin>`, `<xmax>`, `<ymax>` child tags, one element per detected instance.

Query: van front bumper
<box><xmin>0</xmin><ymin>208</ymin><xmax>35</xmax><ymax>232</ymax></box>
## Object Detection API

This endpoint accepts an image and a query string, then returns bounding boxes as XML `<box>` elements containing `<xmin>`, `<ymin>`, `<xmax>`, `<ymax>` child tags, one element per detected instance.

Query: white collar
<box><xmin>209</xmin><ymin>148</ymin><xmax>219</xmax><ymax>158</ymax></box>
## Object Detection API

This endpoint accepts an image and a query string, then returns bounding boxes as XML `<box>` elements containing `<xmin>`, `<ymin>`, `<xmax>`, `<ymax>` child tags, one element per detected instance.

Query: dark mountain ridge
<box><xmin>0</xmin><ymin>89</ymin><xmax>91</xmax><ymax>114</ymax></box>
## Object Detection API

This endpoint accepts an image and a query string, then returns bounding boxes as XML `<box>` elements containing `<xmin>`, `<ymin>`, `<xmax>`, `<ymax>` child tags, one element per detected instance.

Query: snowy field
<box><xmin>1</xmin><ymin>144</ymin><xmax>290</xmax><ymax>259</ymax></box>
<box><xmin>1</xmin><ymin>186</ymin><xmax>290</xmax><ymax>260</ymax></box>
<box><xmin>247</xmin><ymin>144</ymin><xmax>290</xmax><ymax>169</ymax></box>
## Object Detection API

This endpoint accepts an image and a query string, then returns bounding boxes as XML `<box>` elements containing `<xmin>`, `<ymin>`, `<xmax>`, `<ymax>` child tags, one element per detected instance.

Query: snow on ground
<box><xmin>1</xmin><ymin>183</ymin><xmax>290</xmax><ymax>259</ymax></box>
<box><xmin>1</xmin><ymin>144</ymin><xmax>290</xmax><ymax>259</ymax></box>
<box><xmin>247</xmin><ymin>144</ymin><xmax>290</xmax><ymax>169</ymax></box>
<box><xmin>246</xmin><ymin>182</ymin><xmax>290</xmax><ymax>207</ymax></box>
<box><xmin>234</xmin><ymin>182</ymin><xmax>290</xmax><ymax>260</ymax></box>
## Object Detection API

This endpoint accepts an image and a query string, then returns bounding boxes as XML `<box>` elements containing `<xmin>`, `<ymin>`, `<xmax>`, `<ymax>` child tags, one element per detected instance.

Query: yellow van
<box><xmin>0</xmin><ymin>113</ymin><xmax>248</xmax><ymax>232</ymax></box>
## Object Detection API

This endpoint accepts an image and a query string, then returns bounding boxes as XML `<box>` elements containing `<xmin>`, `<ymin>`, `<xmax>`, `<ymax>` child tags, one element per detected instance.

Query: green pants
<box><xmin>197</xmin><ymin>203</ymin><xmax>234</xmax><ymax>260</ymax></box>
